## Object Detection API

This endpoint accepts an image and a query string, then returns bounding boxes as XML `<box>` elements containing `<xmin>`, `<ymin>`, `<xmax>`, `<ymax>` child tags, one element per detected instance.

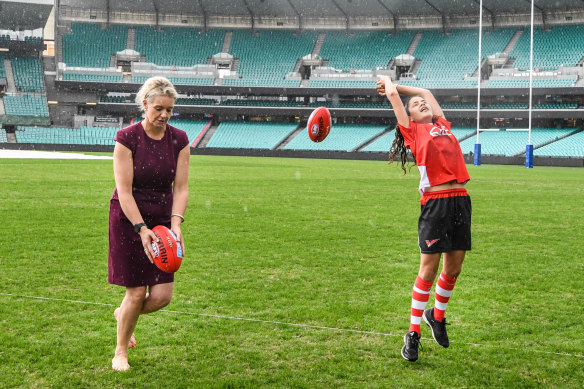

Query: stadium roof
<box><xmin>0</xmin><ymin>0</ymin><xmax>53</xmax><ymax>30</ymax></box>
<box><xmin>56</xmin><ymin>0</ymin><xmax>584</xmax><ymax>18</ymax></box>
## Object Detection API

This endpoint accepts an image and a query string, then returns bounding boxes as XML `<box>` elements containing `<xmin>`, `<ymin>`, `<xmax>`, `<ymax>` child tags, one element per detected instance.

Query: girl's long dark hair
<box><xmin>388</xmin><ymin>96</ymin><xmax>415</xmax><ymax>174</ymax></box>
<box><xmin>388</xmin><ymin>127</ymin><xmax>415</xmax><ymax>175</ymax></box>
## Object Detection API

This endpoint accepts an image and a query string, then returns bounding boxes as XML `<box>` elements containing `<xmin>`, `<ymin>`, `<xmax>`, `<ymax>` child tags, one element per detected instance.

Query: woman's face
<box><xmin>143</xmin><ymin>95</ymin><xmax>175</xmax><ymax>130</ymax></box>
<box><xmin>408</xmin><ymin>96</ymin><xmax>433</xmax><ymax>123</ymax></box>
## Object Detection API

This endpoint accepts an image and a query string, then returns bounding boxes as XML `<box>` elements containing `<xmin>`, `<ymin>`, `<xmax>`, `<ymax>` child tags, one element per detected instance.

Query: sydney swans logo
<box><xmin>429</xmin><ymin>125</ymin><xmax>453</xmax><ymax>137</ymax></box>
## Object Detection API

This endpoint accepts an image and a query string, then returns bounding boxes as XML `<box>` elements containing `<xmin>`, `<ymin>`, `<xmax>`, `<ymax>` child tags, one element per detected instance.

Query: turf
<box><xmin>1</xmin><ymin>155</ymin><xmax>583</xmax><ymax>388</ymax></box>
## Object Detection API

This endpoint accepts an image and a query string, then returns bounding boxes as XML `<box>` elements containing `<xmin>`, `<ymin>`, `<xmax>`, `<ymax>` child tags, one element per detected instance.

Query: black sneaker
<box><xmin>401</xmin><ymin>331</ymin><xmax>421</xmax><ymax>362</ymax></box>
<box><xmin>423</xmin><ymin>308</ymin><xmax>450</xmax><ymax>348</ymax></box>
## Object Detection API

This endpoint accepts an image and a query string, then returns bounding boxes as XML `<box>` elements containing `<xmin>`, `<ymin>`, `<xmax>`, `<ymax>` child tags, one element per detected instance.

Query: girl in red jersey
<box><xmin>376</xmin><ymin>76</ymin><xmax>471</xmax><ymax>362</ymax></box>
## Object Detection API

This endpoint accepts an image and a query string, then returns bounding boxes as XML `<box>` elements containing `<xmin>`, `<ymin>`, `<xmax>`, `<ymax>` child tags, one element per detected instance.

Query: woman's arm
<box><xmin>170</xmin><ymin>145</ymin><xmax>190</xmax><ymax>254</ymax></box>
<box><xmin>113</xmin><ymin>142</ymin><xmax>158</xmax><ymax>261</ymax></box>
<box><xmin>376</xmin><ymin>76</ymin><xmax>410</xmax><ymax>128</ymax></box>
<box><xmin>395</xmin><ymin>84</ymin><xmax>445</xmax><ymax>119</ymax></box>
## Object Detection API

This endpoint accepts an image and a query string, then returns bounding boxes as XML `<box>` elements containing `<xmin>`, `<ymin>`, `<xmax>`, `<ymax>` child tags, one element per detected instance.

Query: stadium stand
<box><xmin>3</xmin><ymin>95</ymin><xmax>49</xmax><ymax>117</ymax></box>
<box><xmin>361</xmin><ymin>126</ymin><xmax>476</xmax><ymax>153</ymax></box>
<box><xmin>134</xmin><ymin>27</ymin><xmax>224</xmax><ymax>67</ymax></box>
<box><xmin>10</xmin><ymin>56</ymin><xmax>44</xmax><ymax>92</ymax></box>
<box><xmin>486</xmin><ymin>78</ymin><xmax>577</xmax><ymax>88</ymax></box>
<box><xmin>224</xmin><ymin>30</ymin><xmax>317</xmax><ymax>87</ymax></box>
<box><xmin>169</xmin><ymin>119</ymin><xmax>210</xmax><ymax>145</ymax></box>
<box><xmin>458</xmin><ymin>128</ymin><xmax>577</xmax><ymax>156</ymax></box>
<box><xmin>534</xmin><ymin>131</ymin><xmax>584</xmax><ymax>158</ymax></box>
<box><xmin>15</xmin><ymin>126</ymin><xmax>118</xmax><ymax>145</ymax></box>
<box><xmin>0</xmin><ymin>57</ymin><xmax>5</xmax><ymax>78</ymax></box>
<box><xmin>319</xmin><ymin>30</ymin><xmax>416</xmax><ymax>71</ymax></box>
<box><xmin>284</xmin><ymin>124</ymin><xmax>387</xmax><ymax>152</ymax></box>
<box><xmin>308</xmin><ymin>79</ymin><xmax>378</xmax><ymax>88</ymax></box>
<box><xmin>62</xmin><ymin>23</ymin><xmax>128</xmax><ymax>68</ymax></box>
<box><xmin>206</xmin><ymin>121</ymin><xmax>298</xmax><ymax>149</ymax></box>
<box><xmin>221</xmin><ymin>99</ymin><xmax>303</xmax><ymax>107</ymax></box>
<box><xmin>63</xmin><ymin>73</ymin><xmax>123</xmax><ymax>83</ymax></box>
<box><xmin>511</xmin><ymin>25</ymin><xmax>584</xmax><ymax>70</ymax></box>
<box><xmin>0</xmin><ymin>128</ymin><xmax>7</xmax><ymax>143</ymax></box>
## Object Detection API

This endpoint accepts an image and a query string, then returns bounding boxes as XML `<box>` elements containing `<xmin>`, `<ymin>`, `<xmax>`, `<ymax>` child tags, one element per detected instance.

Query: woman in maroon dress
<box><xmin>109</xmin><ymin>77</ymin><xmax>190</xmax><ymax>371</ymax></box>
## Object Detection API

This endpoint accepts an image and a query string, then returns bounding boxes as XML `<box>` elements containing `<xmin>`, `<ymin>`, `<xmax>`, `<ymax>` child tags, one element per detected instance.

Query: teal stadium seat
<box><xmin>511</xmin><ymin>25</ymin><xmax>584</xmax><ymax>71</ymax></box>
<box><xmin>284</xmin><ymin>124</ymin><xmax>386</xmax><ymax>152</ymax></box>
<box><xmin>135</xmin><ymin>27</ymin><xmax>225</xmax><ymax>67</ymax></box>
<box><xmin>62</xmin><ymin>23</ymin><xmax>128</xmax><ymax>68</ymax></box>
<box><xmin>361</xmin><ymin>126</ymin><xmax>476</xmax><ymax>153</ymax></box>
<box><xmin>11</xmin><ymin>56</ymin><xmax>44</xmax><ymax>92</ymax></box>
<box><xmin>16</xmin><ymin>126</ymin><xmax>118</xmax><ymax>145</ymax></box>
<box><xmin>63</xmin><ymin>72</ymin><xmax>123</xmax><ymax>83</ymax></box>
<box><xmin>206</xmin><ymin>121</ymin><xmax>298</xmax><ymax>149</ymax></box>
<box><xmin>308</xmin><ymin>80</ymin><xmax>378</xmax><ymax>88</ymax></box>
<box><xmin>458</xmin><ymin>128</ymin><xmax>576</xmax><ymax>156</ymax></box>
<box><xmin>0</xmin><ymin>129</ymin><xmax>7</xmax><ymax>143</ymax></box>
<box><xmin>487</xmin><ymin>78</ymin><xmax>576</xmax><ymax>88</ymax></box>
<box><xmin>169</xmin><ymin>120</ymin><xmax>210</xmax><ymax>145</ymax></box>
<box><xmin>3</xmin><ymin>95</ymin><xmax>49</xmax><ymax>117</ymax></box>
<box><xmin>534</xmin><ymin>131</ymin><xmax>584</xmax><ymax>158</ymax></box>
<box><xmin>225</xmin><ymin>30</ymin><xmax>318</xmax><ymax>87</ymax></box>
<box><xmin>319</xmin><ymin>30</ymin><xmax>416</xmax><ymax>71</ymax></box>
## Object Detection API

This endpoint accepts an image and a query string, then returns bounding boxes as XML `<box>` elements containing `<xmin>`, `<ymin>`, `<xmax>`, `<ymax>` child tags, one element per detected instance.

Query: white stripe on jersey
<box><xmin>418</xmin><ymin>165</ymin><xmax>430</xmax><ymax>195</ymax></box>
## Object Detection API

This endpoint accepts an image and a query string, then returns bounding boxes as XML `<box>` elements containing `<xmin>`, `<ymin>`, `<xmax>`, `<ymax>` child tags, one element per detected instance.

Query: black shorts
<box><xmin>418</xmin><ymin>188</ymin><xmax>472</xmax><ymax>254</ymax></box>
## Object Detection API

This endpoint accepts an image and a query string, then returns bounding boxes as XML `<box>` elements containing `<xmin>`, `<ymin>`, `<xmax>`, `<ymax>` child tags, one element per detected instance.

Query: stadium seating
<box><xmin>0</xmin><ymin>128</ymin><xmax>7</xmax><ymax>143</ymax></box>
<box><xmin>10</xmin><ymin>56</ymin><xmax>44</xmax><ymax>92</ymax></box>
<box><xmin>398</xmin><ymin>79</ymin><xmax>477</xmax><ymax>89</ymax></box>
<box><xmin>511</xmin><ymin>25</ymin><xmax>584</xmax><ymax>70</ymax></box>
<box><xmin>62</xmin><ymin>23</ymin><xmax>128</xmax><ymax>68</ymax></box>
<box><xmin>225</xmin><ymin>30</ymin><xmax>317</xmax><ymax>87</ymax></box>
<box><xmin>308</xmin><ymin>79</ymin><xmax>378</xmax><ymax>88</ymax></box>
<box><xmin>319</xmin><ymin>30</ymin><xmax>416</xmax><ymax>71</ymax></box>
<box><xmin>441</xmin><ymin>102</ymin><xmax>477</xmax><ymax>109</ymax></box>
<box><xmin>458</xmin><ymin>128</ymin><xmax>576</xmax><ymax>156</ymax></box>
<box><xmin>533</xmin><ymin>102</ymin><xmax>579</xmax><ymax>109</ymax></box>
<box><xmin>487</xmin><ymin>102</ymin><xmax>529</xmax><ymax>109</ymax></box>
<box><xmin>0</xmin><ymin>57</ymin><xmax>6</xmax><ymax>79</ymax></box>
<box><xmin>487</xmin><ymin>78</ymin><xmax>576</xmax><ymax>88</ymax></box>
<box><xmin>175</xmin><ymin>98</ymin><xmax>216</xmax><ymax>105</ymax></box>
<box><xmin>131</xmin><ymin>75</ymin><xmax>214</xmax><ymax>85</ymax></box>
<box><xmin>134</xmin><ymin>27</ymin><xmax>225</xmax><ymax>67</ymax></box>
<box><xmin>3</xmin><ymin>95</ymin><xmax>49</xmax><ymax>117</ymax></box>
<box><xmin>206</xmin><ymin>121</ymin><xmax>298</xmax><ymax>149</ymax></box>
<box><xmin>221</xmin><ymin>99</ymin><xmax>303</xmax><ymax>107</ymax></box>
<box><xmin>534</xmin><ymin>130</ymin><xmax>584</xmax><ymax>157</ymax></box>
<box><xmin>284</xmin><ymin>124</ymin><xmax>386</xmax><ymax>152</ymax></box>
<box><xmin>63</xmin><ymin>73</ymin><xmax>123</xmax><ymax>83</ymax></box>
<box><xmin>16</xmin><ymin>126</ymin><xmax>118</xmax><ymax>145</ymax></box>
<box><xmin>169</xmin><ymin>119</ymin><xmax>210</xmax><ymax>145</ymax></box>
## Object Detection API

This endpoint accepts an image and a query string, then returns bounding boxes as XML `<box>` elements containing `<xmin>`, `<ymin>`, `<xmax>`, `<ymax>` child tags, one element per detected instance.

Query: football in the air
<box><xmin>307</xmin><ymin>106</ymin><xmax>331</xmax><ymax>142</ymax></box>
<box><xmin>151</xmin><ymin>225</ymin><xmax>183</xmax><ymax>273</ymax></box>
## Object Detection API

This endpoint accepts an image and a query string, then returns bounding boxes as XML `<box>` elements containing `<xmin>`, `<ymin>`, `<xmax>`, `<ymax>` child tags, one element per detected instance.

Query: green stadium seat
<box><xmin>284</xmin><ymin>124</ymin><xmax>386</xmax><ymax>152</ymax></box>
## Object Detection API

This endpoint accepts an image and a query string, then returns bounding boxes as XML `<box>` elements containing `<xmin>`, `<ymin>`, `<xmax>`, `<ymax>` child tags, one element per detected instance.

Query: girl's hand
<box><xmin>376</xmin><ymin>76</ymin><xmax>396</xmax><ymax>97</ymax></box>
<box><xmin>140</xmin><ymin>228</ymin><xmax>159</xmax><ymax>263</ymax></box>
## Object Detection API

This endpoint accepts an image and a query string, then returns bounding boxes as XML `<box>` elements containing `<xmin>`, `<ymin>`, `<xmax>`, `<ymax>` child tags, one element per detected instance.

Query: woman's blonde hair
<box><xmin>135</xmin><ymin>76</ymin><xmax>178</xmax><ymax>114</ymax></box>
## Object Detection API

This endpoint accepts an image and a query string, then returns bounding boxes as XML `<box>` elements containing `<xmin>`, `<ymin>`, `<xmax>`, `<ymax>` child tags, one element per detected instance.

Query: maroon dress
<box><xmin>108</xmin><ymin>122</ymin><xmax>189</xmax><ymax>287</ymax></box>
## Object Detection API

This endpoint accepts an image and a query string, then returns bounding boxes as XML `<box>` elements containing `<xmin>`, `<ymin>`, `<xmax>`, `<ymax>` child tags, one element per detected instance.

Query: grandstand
<box><xmin>0</xmin><ymin>0</ymin><xmax>582</xmax><ymax>166</ymax></box>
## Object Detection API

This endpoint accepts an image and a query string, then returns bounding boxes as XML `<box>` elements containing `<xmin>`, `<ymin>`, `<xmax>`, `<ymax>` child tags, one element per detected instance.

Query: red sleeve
<box><xmin>398</xmin><ymin>121</ymin><xmax>416</xmax><ymax>151</ymax></box>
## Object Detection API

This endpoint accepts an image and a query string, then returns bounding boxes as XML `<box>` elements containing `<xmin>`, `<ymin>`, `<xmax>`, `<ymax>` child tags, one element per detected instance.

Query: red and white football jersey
<box><xmin>398</xmin><ymin>116</ymin><xmax>470</xmax><ymax>194</ymax></box>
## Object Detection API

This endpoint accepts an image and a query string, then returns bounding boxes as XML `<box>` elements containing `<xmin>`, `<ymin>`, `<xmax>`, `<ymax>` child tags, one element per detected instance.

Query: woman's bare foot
<box><xmin>112</xmin><ymin>353</ymin><xmax>130</xmax><ymax>371</ymax></box>
<box><xmin>114</xmin><ymin>307</ymin><xmax>137</xmax><ymax>348</ymax></box>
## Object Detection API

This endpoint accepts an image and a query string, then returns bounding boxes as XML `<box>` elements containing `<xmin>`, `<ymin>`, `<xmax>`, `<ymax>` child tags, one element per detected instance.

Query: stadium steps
<box><xmin>232</xmin><ymin>58</ymin><xmax>239</xmax><ymax>72</ymax></box>
<box><xmin>574</xmin><ymin>78</ymin><xmax>584</xmax><ymax>87</ymax></box>
<box><xmin>6</xmin><ymin>132</ymin><xmax>17</xmax><ymax>143</ymax></box>
<box><xmin>312</xmin><ymin>32</ymin><xmax>326</xmax><ymax>56</ymax></box>
<box><xmin>406</xmin><ymin>32</ymin><xmax>423</xmax><ymax>56</ymax></box>
<box><xmin>109</xmin><ymin>55</ymin><xmax>116</xmax><ymax>68</ymax></box>
<box><xmin>221</xmin><ymin>31</ymin><xmax>232</xmax><ymax>53</ymax></box>
<box><xmin>354</xmin><ymin>128</ymin><xmax>392</xmax><ymax>151</ymax></box>
<box><xmin>293</xmin><ymin>58</ymin><xmax>302</xmax><ymax>72</ymax></box>
<box><xmin>300</xmin><ymin>79</ymin><xmax>309</xmax><ymax>87</ymax></box>
<box><xmin>127</xmin><ymin>28</ymin><xmax>136</xmax><ymax>50</ymax></box>
<box><xmin>197</xmin><ymin>125</ymin><xmax>219</xmax><ymax>148</ymax></box>
<box><xmin>3</xmin><ymin>58</ymin><xmax>16</xmax><ymax>92</ymax></box>
<box><xmin>503</xmin><ymin>29</ymin><xmax>523</xmax><ymax>55</ymax></box>
<box><xmin>275</xmin><ymin>125</ymin><xmax>303</xmax><ymax>150</ymax></box>
<box><xmin>0</xmin><ymin>98</ymin><xmax>4</xmax><ymax>115</ymax></box>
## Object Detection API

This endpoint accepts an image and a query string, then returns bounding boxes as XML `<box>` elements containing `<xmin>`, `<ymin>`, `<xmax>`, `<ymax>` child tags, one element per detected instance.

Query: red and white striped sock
<box><xmin>409</xmin><ymin>276</ymin><xmax>433</xmax><ymax>335</ymax></box>
<box><xmin>433</xmin><ymin>272</ymin><xmax>457</xmax><ymax>322</ymax></box>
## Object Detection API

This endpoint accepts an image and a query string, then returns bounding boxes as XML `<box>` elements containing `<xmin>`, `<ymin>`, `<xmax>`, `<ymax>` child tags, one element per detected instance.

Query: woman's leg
<box><xmin>433</xmin><ymin>250</ymin><xmax>465</xmax><ymax>321</ymax></box>
<box><xmin>141</xmin><ymin>282</ymin><xmax>174</xmax><ymax>314</ymax></box>
<box><xmin>409</xmin><ymin>252</ymin><xmax>441</xmax><ymax>333</ymax></box>
<box><xmin>112</xmin><ymin>286</ymin><xmax>147</xmax><ymax>371</ymax></box>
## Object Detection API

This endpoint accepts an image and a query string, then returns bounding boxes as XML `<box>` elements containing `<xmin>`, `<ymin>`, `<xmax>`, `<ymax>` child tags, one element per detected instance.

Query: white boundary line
<box><xmin>1</xmin><ymin>292</ymin><xmax>582</xmax><ymax>359</ymax></box>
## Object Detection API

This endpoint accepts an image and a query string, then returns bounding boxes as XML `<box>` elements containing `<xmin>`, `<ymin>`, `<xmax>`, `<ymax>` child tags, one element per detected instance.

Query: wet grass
<box><xmin>1</xmin><ymin>155</ymin><xmax>583</xmax><ymax>388</ymax></box>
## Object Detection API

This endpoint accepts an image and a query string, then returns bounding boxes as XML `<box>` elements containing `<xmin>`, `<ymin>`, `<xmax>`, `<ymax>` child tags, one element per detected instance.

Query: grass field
<box><xmin>1</xmin><ymin>154</ymin><xmax>583</xmax><ymax>388</ymax></box>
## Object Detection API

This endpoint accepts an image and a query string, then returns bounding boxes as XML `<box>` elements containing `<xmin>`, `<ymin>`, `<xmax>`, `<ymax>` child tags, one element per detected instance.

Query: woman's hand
<box><xmin>170</xmin><ymin>226</ymin><xmax>185</xmax><ymax>257</ymax></box>
<box><xmin>140</xmin><ymin>228</ymin><xmax>159</xmax><ymax>263</ymax></box>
